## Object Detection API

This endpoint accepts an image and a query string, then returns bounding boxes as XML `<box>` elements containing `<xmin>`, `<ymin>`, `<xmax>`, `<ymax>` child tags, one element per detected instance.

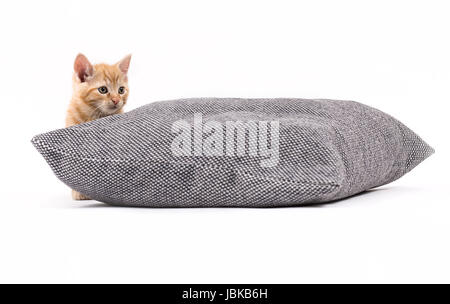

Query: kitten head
<box><xmin>73</xmin><ymin>54</ymin><xmax>131</xmax><ymax>115</ymax></box>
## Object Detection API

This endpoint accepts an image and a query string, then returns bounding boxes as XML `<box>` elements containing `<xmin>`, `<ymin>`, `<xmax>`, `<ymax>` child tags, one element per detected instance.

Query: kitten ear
<box><xmin>74</xmin><ymin>53</ymin><xmax>94</xmax><ymax>82</ymax></box>
<box><xmin>117</xmin><ymin>54</ymin><xmax>131</xmax><ymax>74</ymax></box>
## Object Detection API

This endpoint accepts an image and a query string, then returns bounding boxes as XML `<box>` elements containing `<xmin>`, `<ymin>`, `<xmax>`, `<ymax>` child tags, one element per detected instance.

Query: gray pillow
<box><xmin>32</xmin><ymin>98</ymin><xmax>434</xmax><ymax>207</ymax></box>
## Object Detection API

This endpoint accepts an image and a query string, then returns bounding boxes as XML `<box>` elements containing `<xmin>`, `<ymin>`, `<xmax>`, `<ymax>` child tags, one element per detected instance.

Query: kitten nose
<box><xmin>111</xmin><ymin>97</ymin><xmax>120</xmax><ymax>105</ymax></box>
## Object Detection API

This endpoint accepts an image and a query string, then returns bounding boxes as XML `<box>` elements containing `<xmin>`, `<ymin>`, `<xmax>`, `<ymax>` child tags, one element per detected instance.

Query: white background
<box><xmin>0</xmin><ymin>0</ymin><xmax>449</xmax><ymax>283</ymax></box>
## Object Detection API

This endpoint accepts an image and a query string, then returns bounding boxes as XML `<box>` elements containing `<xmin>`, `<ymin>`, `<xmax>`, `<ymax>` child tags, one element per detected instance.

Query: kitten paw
<box><xmin>72</xmin><ymin>190</ymin><xmax>91</xmax><ymax>201</ymax></box>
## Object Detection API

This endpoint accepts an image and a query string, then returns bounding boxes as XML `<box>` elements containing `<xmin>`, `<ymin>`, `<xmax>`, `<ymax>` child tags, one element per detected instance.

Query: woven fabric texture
<box><xmin>32</xmin><ymin>98</ymin><xmax>434</xmax><ymax>207</ymax></box>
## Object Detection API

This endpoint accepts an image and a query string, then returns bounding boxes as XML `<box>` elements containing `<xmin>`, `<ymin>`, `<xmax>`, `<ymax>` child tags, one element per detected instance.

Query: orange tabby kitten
<box><xmin>66</xmin><ymin>53</ymin><xmax>131</xmax><ymax>200</ymax></box>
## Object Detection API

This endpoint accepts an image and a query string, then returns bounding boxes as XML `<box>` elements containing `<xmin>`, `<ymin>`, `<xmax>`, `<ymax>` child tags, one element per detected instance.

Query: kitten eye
<box><xmin>118</xmin><ymin>87</ymin><xmax>125</xmax><ymax>94</ymax></box>
<box><xmin>98</xmin><ymin>86</ymin><xmax>108</xmax><ymax>94</ymax></box>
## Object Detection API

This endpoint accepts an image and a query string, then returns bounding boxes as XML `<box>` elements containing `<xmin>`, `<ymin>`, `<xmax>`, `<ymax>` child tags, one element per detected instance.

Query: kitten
<box><xmin>66</xmin><ymin>53</ymin><xmax>131</xmax><ymax>200</ymax></box>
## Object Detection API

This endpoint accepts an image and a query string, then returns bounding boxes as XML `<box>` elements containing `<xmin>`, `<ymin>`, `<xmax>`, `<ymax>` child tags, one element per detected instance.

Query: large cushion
<box><xmin>32</xmin><ymin>98</ymin><xmax>434</xmax><ymax>207</ymax></box>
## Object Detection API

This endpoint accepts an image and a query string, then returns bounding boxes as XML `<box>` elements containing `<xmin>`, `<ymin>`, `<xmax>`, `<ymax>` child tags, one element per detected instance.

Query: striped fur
<box><xmin>66</xmin><ymin>53</ymin><xmax>131</xmax><ymax>200</ymax></box>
